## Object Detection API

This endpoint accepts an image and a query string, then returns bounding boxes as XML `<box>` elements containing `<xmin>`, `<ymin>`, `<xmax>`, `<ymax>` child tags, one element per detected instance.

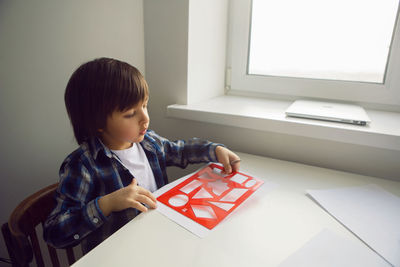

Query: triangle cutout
<box><xmin>192</xmin><ymin>187</ymin><xmax>213</xmax><ymax>199</ymax></box>
<box><xmin>208</xmin><ymin>201</ymin><xmax>235</xmax><ymax>211</ymax></box>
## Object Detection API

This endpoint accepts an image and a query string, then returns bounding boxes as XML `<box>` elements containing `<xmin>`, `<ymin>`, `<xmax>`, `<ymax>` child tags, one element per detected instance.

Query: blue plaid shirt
<box><xmin>44</xmin><ymin>130</ymin><xmax>221</xmax><ymax>252</ymax></box>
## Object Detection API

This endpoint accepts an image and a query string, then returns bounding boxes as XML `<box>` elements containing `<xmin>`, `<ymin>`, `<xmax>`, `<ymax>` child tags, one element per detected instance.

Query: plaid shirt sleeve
<box><xmin>147</xmin><ymin>130</ymin><xmax>224</xmax><ymax>168</ymax></box>
<box><xmin>43</xmin><ymin>156</ymin><xmax>107</xmax><ymax>249</ymax></box>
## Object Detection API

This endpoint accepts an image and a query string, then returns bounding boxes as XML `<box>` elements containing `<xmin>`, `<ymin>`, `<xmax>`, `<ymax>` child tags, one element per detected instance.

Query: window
<box><xmin>249</xmin><ymin>0</ymin><xmax>397</xmax><ymax>83</ymax></box>
<box><xmin>229</xmin><ymin>0</ymin><xmax>400</xmax><ymax>108</ymax></box>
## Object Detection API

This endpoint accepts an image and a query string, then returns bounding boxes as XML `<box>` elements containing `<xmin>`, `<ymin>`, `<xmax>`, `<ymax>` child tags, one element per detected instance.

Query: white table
<box><xmin>72</xmin><ymin>152</ymin><xmax>400</xmax><ymax>267</ymax></box>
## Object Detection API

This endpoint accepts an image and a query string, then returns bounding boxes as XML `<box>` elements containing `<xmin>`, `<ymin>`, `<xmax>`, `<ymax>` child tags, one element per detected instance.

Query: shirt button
<box><xmin>93</xmin><ymin>217</ymin><xmax>99</xmax><ymax>224</ymax></box>
<box><xmin>74</xmin><ymin>234</ymin><xmax>79</xmax><ymax>240</ymax></box>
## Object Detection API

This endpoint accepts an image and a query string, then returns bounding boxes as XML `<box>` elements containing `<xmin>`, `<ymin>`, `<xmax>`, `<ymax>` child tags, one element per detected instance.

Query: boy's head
<box><xmin>65</xmin><ymin>57</ymin><xmax>149</xmax><ymax>146</ymax></box>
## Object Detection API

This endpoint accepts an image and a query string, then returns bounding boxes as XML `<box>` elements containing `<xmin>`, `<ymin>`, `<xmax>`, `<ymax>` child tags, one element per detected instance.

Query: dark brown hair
<box><xmin>65</xmin><ymin>57</ymin><xmax>148</xmax><ymax>144</ymax></box>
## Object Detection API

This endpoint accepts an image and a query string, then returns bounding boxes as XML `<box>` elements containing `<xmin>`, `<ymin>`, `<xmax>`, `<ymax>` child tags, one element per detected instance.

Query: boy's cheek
<box><xmin>124</xmin><ymin>129</ymin><xmax>143</xmax><ymax>142</ymax></box>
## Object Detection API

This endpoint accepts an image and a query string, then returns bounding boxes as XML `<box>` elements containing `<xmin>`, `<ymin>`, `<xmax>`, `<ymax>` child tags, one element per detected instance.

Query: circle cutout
<box><xmin>245</xmin><ymin>179</ymin><xmax>257</xmax><ymax>188</ymax></box>
<box><xmin>168</xmin><ymin>194</ymin><xmax>189</xmax><ymax>207</ymax></box>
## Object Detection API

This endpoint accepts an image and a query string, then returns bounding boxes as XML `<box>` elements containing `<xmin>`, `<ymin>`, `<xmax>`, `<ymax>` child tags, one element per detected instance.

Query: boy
<box><xmin>44</xmin><ymin>58</ymin><xmax>240</xmax><ymax>253</ymax></box>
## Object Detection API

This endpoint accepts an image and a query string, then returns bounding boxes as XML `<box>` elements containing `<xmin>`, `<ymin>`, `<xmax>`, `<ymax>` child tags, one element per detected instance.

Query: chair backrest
<box><xmin>2</xmin><ymin>183</ymin><xmax>77</xmax><ymax>267</ymax></box>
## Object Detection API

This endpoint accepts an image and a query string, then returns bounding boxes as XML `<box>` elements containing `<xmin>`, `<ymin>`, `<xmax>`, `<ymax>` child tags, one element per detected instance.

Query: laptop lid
<box><xmin>285</xmin><ymin>100</ymin><xmax>371</xmax><ymax>125</ymax></box>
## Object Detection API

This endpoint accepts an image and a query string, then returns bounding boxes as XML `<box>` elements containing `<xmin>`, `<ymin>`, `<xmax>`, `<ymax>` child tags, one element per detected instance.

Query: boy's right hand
<box><xmin>98</xmin><ymin>178</ymin><xmax>157</xmax><ymax>217</ymax></box>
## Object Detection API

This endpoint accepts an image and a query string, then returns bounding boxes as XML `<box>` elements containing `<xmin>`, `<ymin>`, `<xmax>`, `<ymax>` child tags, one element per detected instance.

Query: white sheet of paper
<box><xmin>278</xmin><ymin>229</ymin><xmax>391</xmax><ymax>267</ymax></box>
<box><xmin>307</xmin><ymin>184</ymin><xmax>400</xmax><ymax>267</ymax></box>
<box><xmin>154</xmin><ymin>164</ymin><xmax>278</xmax><ymax>237</ymax></box>
<box><xmin>154</xmin><ymin>172</ymin><xmax>211</xmax><ymax>237</ymax></box>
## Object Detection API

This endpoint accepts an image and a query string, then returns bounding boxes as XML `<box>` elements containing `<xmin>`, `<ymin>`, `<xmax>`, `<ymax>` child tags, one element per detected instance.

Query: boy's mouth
<box><xmin>139</xmin><ymin>128</ymin><xmax>147</xmax><ymax>135</ymax></box>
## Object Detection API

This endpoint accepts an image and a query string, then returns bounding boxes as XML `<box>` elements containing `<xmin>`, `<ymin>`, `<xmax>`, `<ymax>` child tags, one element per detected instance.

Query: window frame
<box><xmin>228</xmin><ymin>0</ymin><xmax>400</xmax><ymax>108</ymax></box>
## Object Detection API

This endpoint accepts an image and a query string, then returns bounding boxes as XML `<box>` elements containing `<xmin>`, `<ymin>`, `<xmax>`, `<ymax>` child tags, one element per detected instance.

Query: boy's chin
<box><xmin>130</xmin><ymin>135</ymin><xmax>145</xmax><ymax>143</ymax></box>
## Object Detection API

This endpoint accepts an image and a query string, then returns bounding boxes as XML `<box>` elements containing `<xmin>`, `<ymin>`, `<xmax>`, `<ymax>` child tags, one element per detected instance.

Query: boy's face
<box><xmin>99</xmin><ymin>97</ymin><xmax>149</xmax><ymax>150</ymax></box>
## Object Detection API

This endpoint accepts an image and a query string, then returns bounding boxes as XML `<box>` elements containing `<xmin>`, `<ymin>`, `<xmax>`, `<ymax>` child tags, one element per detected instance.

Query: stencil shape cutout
<box><xmin>198</xmin><ymin>172</ymin><xmax>215</xmax><ymax>180</ymax></box>
<box><xmin>212</xmin><ymin>167</ymin><xmax>228</xmax><ymax>177</ymax></box>
<box><xmin>180</xmin><ymin>179</ymin><xmax>202</xmax><ymax>194</ymax></box>
<box><xmin>168</xmin><ymin>194</ymin><xmax>189</xmax><ymax>207</ymax></box>
<box><xmin>191</xmin><ymin>205</ymin><xmax>217</xmax><ymax>219</ymax></box>
<box><xmin>245</xmin><ymin>179</ymin><xmax>257</xmax><ymax>188</ymax></box>
<box><xmin>230</xmin><ymin>174</ymin><xmax>249</xmax><ymax>184</ymax></box>
<box><xmin>192</xmin><ymin>188</ymin><xmax>213</xmax><ymax>199</ymax></box>
<box><xmin>208</xmin><ymin>201</ymin><xmax>235</xmax><ymax>211</ymax></box>
<box><xmin>208</xmin><ymin>179</ymin><xmax>230</xmax><ymax>196</ymax></box>
<box><xmin>220</xmin><ymin>188</ymin><xmax>249</xmax><ymax>202</ymax></box>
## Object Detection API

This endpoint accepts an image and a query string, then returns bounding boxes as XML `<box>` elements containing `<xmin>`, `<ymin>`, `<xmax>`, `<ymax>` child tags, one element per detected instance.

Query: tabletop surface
<box><xmin>72</xmin><ymin>152</ymin><xmax>400</xmax><ymax>267</ymax></box>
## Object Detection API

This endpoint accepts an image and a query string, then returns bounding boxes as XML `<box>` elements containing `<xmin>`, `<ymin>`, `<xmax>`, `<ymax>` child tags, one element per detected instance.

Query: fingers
<box><xmin>221</xmin><ymin>156</ymin><xmax>232</xmax><ymax>174</ymax></box>
<box><xmin>216</xmin><ymin>146</ymin><xmax>242</xmax><ymax>174</ymax></box>
<box><xmin>129</xmin><ymin>178</ymin><xmax>157</xmax><ymax>210</ymax></box>
<box><xmin>137</xmin><ymin>186</ymin><xmax>157</xmax><ymax>203</ymax></box>
<box><xmin>136</xmin><ymin>194</ymin><xmax>157</xmax><ymax>209</ymax></box>
<box><xmin>221</xmin><ymin>154</ymin><xmax>240</xmax><ymax>174</ymax></box>
<box><xmin>222</xmin><ymin>149</ymin><xmax>232</xmax><ymax>173</ymax></box>
<box><xmin>130</xmin><ymin>178</ymin><xmax>138</xmax><ymax>186</ymax></box>
<box><xmin>231</xmin><ymin>159</ymin><xmax>241</xmax><ymax>173</ymax></box>
<box><xmin>132</xmin><ymin>200</ymin><xmax>148</xmax><ymax>213</ymax></box>
<box><xmin>216</xmin><ymin>146</ymin><xmax>230</xmax><ymax>174</ymax></box>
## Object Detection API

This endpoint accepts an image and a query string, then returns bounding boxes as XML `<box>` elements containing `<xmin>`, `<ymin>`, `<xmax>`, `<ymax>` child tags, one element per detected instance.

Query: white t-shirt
<box><xmin>111</xmin><ymin>143</ymin><xmax>158</xmax><ymax>192</ymax></box>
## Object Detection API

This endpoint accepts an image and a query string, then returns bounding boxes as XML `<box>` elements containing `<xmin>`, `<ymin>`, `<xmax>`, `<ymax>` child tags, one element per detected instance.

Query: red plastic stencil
<box><xmin>157</xmin><ymin>163</ymin><xmax>264</xmax><ymax>229</ymax></box>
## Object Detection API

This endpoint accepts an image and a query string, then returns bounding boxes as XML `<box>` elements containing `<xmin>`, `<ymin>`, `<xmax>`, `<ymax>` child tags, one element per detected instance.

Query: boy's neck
<box><xmin>99</xmin><ymin>136</ymin><xmax>133</xmax><ymax>150</ymax></box>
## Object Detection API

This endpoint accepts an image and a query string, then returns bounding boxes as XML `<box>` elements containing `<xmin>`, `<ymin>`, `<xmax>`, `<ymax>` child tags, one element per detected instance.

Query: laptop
<box><xmin>285</xmin><ymin>99</ymin><xmax>371</xmax><ymax>126</ymax></box>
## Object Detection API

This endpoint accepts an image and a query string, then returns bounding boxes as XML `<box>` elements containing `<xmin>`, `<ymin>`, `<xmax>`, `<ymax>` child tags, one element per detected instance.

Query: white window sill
<box><xmin>167</xmin><ymin>95</ymin><xmax>400</xmax><ymax>151</ymax></box>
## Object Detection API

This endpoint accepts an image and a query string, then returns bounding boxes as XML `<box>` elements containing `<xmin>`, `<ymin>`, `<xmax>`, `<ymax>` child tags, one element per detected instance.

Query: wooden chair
<box><xmin>1</xmin><ymin>183</ymin><xmax>78</xmax><ymax>267</ymax></box>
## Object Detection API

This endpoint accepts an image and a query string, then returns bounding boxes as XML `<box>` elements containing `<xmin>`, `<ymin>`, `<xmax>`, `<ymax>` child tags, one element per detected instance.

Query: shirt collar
<box><xmin>90</xmin><ymin>137</ymin><xmax>114</xmax><ymax>160</ymax></box>
<box><xmin>89</xmin><ymin>133</ymin><xmax>155</xmax><ymax>160</ymax></box>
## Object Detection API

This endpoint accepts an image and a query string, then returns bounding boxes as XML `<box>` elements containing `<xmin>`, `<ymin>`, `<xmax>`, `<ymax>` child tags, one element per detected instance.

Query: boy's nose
<box><xmin>140</xmin><ymin>111</ymin><xmax>149</xmax><ymax>124</ymax></box>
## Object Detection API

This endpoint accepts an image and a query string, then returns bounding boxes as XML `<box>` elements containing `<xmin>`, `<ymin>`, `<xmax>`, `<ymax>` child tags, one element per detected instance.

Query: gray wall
<box><xmin>0</xmin><ymin>0</ymin><xmax>145</xmax><ymax>262</ymax></box>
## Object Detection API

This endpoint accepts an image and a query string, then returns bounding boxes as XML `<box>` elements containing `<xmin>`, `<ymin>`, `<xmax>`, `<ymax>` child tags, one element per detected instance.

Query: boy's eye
<box><xmin>124</xmin><ymin>112</ymin><xmax>136</xmax><ymax>118</ymax></box>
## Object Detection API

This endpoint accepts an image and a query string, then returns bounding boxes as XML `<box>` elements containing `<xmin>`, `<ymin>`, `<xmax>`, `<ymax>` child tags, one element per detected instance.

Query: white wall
<box><xmin>143</xmin><ymin>0</ymin><xmax>400</xmax><ymax>182</ymax></box>
<box><xmin>0</xmin><ymin>0</ymin><xmax>145</xmax><ymax>262</ymax></box>
<box><xmin>187</xmin><ymin>0</ymin><xmax>227</xmax><ymax>104</ymax></box>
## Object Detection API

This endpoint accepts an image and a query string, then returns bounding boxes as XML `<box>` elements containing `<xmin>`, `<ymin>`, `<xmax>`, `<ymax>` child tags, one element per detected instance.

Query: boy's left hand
<box><xmin>215</xmin><ymin>146</ymin><xmax>241</xmax><ymax>174</ymax></box>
